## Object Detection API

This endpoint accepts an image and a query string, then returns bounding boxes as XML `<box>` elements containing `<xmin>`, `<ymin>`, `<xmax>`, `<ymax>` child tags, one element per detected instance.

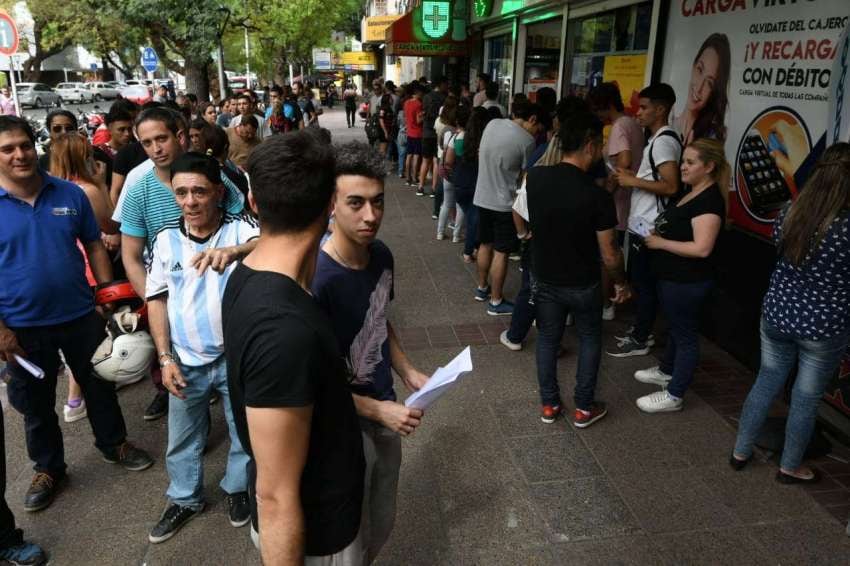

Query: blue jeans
<box><xmin>657</xmin><ymin>279</ymin><xmax>714</xmax><ymax>398</ymax></box>
<box><xmin>166</xmin><ymin>356</ymin><xmax>249</xmax><ymax>509</ymax></box>
<box><xmin>533</xmin><ymin>278</ymin><xmax>602</xmax><ymax>410</ymax></box>
<box><xmin>397</xmin><ymin>136</ymin><xmax>407</xmax><ymax>177</ymax></box>
<box><xmin>734</xmin><ymin>319</ymin><xmax>850</xmax><ymax>471</ymax></box>
<box><xmin>630</xmin><ymin>237</ymin><xmax>658</xmax><ymax>344</ymax></box>
<box><xmin>507</xmin><ymin>249</ymin><xmax>535</xmax><ymax>344</ymax></box>
<box><xmin>459</xmin><ymin>200</ymin><xmax>478</xmax><ymax>257</ymax></box>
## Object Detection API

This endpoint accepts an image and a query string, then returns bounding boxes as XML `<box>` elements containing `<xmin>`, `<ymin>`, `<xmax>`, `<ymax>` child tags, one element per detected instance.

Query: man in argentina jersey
<box><xmin>119</xmin><ymin>107</ymin><xmax>254</xmax><ymax>422</ymax></box>
<box><xmin>143</xmin><ymin>153</ymin><xmax>259</xmax><ymax>544</ymax></box>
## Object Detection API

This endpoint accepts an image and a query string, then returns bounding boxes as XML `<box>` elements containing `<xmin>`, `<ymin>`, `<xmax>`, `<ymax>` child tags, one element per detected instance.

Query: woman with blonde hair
<box><xmin>633</xmin><ymin>138</ymin><xmax>728</xmax><ymax>413</ymax></box>
<box><xmin>732</xmin><ymin>142</ymin><xmax>850</xmax><ymax>483</ymax></box>
<box><xmin>50</xmin><ymin>133</ymin><xmax>119</xmax><ymax>423</ymax></box>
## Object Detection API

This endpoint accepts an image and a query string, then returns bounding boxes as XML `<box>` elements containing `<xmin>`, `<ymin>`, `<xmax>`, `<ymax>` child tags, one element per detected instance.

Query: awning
<box><xmin>385</xmin><ymin>4</ymin><xmax>469</xmax><ymax>58</ymax></box>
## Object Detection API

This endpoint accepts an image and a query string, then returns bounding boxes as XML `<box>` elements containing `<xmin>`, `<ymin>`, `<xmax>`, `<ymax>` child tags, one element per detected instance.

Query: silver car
<box><xmin>55</xmin><ymin>82</ymin><xmax>94</xmax><ymax>104</ymax></box>
<box><xmin>16</xmin><ymin>83</ymin><xmax>62</xmax><ymax>108</ymax></box>
<box><xmin>86</xmin><ymin>82</ymin><xmax>119</xmax><ymax>101</ymax></box>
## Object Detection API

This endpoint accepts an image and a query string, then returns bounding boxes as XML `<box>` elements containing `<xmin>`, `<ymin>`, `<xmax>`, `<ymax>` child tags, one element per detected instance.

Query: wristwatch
<box><xmin>158</xmin><ymin>351</ymin><xmax>174</xmax><ymax>368</ymax></box>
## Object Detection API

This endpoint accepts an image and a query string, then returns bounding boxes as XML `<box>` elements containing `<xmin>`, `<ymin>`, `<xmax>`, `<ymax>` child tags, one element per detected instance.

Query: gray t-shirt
<box><xmin>473</xmin><ymin>119</ymin><xmax>535</xmax><ymax>212</ymax></box>
<box><xmin>369</xmin><ymin>94</ymin><xmax>383</xmax><ymax>115</ymax></box>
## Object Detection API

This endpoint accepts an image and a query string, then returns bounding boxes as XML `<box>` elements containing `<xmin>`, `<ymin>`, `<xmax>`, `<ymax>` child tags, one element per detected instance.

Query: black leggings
<box><xmin>345</xmin><ymin>106</ymin><xmax>356</xmax><ymax>127</ymax></box>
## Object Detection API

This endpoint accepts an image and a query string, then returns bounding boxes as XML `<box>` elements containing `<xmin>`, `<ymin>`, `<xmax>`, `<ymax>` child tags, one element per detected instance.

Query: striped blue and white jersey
<box><xmin>145</xmin><ymin>212</ymin><xmax>259</xmax><ymax>366</ymax></box>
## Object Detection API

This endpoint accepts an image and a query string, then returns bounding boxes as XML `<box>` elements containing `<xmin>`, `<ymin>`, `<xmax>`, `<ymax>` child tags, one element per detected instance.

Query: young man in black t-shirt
<box><xmin>222</xmin><ymin>130</ymin><xmax>365</xmax><ymax>563</ymax></box>
<box><xmin>516</xmin><ymin>113</ymin><xmax>632</xmax><ymax>428</ymax></box>
<box><xmin>312</xmin><ymin>142</ymin><xmax>429</xmax><ymax>563</ymax></box>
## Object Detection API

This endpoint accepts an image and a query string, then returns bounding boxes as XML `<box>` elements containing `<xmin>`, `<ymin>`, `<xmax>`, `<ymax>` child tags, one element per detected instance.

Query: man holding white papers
<box><xmin>312</xmin><ymin>142</ymin><xmax>429</xmax><ymax>564</ymax></box>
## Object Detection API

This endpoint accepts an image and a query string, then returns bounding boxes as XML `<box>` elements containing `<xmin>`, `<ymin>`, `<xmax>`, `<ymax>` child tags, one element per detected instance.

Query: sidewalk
<box><xmin>2</xmin><ymin>106</ymin><xmax>849</xmax><ymax>564</ymax></box>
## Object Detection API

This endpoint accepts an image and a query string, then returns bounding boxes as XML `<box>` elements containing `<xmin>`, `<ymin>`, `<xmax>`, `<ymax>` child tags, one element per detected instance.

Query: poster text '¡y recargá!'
<box><xmin>682</xmin><ymin>0</ymin><xmax>819</xmax><ymax>18</ymax></box>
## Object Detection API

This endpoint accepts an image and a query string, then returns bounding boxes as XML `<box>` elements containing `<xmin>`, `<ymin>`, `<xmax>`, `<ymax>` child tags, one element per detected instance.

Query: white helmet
<box><xmin>92</xmin><ymin>308</ymin><xmax>154</xmax><ymax>387</ymax></box>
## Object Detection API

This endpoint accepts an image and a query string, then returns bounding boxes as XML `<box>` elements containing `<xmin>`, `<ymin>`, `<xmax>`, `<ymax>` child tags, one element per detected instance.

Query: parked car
<box><xmin>85</xmin><ymin>82</ymin><xmax>119</xmax><ymax>101</ymax></box>
<box><xmin>119</xmin><ymin>84</ymin><xmax>152</xmax><ymax>105</ymax></box>
<box><xmin>55</xmin><ymin>82</ymin><xmax>94</xmax><ymax>104</ymax></box>
<box><xmin>16</xmin><ymin>83</ymin><xmax>62</xmax><ymax>108</ymax></box>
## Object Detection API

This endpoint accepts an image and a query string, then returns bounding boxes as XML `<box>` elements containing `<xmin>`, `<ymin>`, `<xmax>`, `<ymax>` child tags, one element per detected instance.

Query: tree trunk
<box><xmin>184</xmin><ymin>59</ymin><xmax>210</xmax><ymax>101</ymax></box>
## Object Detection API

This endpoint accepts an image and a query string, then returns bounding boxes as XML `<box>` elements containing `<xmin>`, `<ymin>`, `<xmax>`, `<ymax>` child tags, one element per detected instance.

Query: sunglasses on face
<box><xmin>51</xmin><ymin>125</ymin><xmax>76</xmax><ymax>134</ymax></box>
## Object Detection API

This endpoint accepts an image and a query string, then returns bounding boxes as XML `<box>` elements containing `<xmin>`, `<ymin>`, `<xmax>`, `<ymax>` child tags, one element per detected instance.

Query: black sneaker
<box><xmin>227</xmin><ymin>491</ymin><xmax>251</xmax><ymax>527</ymax></box>
<box><xmin>23</xmin><ymin>472</ymin><xmax>62</xmax><ymax>512</ymax></box>
<box><xmin>101</xmin><ymin>441</ymin><xmax>154</xmax><ymax>472</ymax></box>
<box><xmin>0</xmin><ymin>541</ymin><xmax>47</xmax><ymax>565</ymax></box>
<box><xmin>144</xmin><ymin>390</ymin><xmax>169</xmax><ymax>421</ymax></box>
<box><xmin>148</xmin><ymin>503</ymin><xmax>203</xmax><ymax>543</ymax></box>
<box><xmin>606</xmin><ymin>336</ymin><xmax>651</xmax><ymax>358</ymax></box>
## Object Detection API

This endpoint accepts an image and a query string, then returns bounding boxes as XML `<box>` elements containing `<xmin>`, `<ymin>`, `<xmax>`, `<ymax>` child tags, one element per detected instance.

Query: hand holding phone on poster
<box><xmin>769</xmin><ymin>120</ymin><xmax>808</xmax><ymax>178</ymax></box>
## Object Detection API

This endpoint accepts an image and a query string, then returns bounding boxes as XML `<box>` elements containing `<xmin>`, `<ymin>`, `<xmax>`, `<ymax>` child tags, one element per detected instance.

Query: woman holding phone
<box><xmin>633</xmin><ymin>138</ymin><xmax>728</xmax><ymax>413</ymax></box>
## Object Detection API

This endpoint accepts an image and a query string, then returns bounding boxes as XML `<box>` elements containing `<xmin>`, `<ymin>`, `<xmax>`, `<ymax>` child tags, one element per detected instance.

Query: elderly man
<box><xmin>146</xmin><ymin>152</ymin><xmax>259</xmax><ymax>543</ymax></box>
<box><xmin>226</xmin><ymin>116</ymin><xmax>260</xmax><ymax>171</ymax></box>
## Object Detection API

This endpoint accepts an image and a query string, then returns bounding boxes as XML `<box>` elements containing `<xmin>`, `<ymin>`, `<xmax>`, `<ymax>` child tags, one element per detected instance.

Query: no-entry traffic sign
<box><xmin>0</xmin><ymin>11</ymin><xmax>19</xmax><ymax>56</ymax></box>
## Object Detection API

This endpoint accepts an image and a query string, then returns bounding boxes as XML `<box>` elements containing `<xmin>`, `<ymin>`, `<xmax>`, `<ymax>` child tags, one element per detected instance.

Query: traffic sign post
<box><xmin>0</xmin><ymin>10</ymin><xmax>20</xmax><ymax>116</ymax></box>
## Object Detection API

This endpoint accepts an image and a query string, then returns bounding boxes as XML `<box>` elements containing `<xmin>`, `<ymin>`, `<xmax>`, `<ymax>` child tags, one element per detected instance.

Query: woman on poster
<box><xmin>675</xmin><ymin>33</ymin><xmax>731</xmax><ymax>145</ymax></box>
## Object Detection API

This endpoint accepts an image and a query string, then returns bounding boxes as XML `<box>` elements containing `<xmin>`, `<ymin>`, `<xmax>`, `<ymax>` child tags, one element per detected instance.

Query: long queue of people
<box><xmin>378</xmin><ymin>74</ymin><xmax>850</xmax><ymax>505</ymax></box>
<box><xmin>0</xmin><ymin>69</ymin><xmax>849</xmax><ymax>566</ymax></box>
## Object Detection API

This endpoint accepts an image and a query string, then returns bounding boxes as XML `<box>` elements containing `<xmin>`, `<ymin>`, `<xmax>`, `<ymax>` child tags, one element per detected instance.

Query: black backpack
<box><xmin>648</xmin><ymin>129</ymin><xmax>684</xmax><ymax>211</ymax></box>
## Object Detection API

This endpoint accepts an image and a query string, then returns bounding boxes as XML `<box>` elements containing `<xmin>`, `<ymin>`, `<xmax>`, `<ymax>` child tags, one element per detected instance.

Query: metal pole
<box><xmin>244</xmin><ymin>25</ymin><xmax>250</xmax><ymax>91</ymax></box>
<box><xmin>9</xmin><ymin>55</ymin><xmax>20</xmax><ymax>117</ymax></box>
<box><xmin>63</xmin><ymin>67</ymin><xmax>68</xmax><ymax>82</ymax></box>
<box><xmin>216</xmin><ymin>42</ymin><xmax>226</xmax><ymax>102</ymax></box>
<box><xmin>289</xmin><ymin>63</ymin><xmax>293</xmax><ymax>86</ymax></box>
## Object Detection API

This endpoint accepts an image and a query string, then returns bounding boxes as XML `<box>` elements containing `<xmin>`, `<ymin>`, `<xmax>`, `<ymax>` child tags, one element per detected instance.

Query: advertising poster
<box><xmin>660</xmin><ymin>0</ymin><xmax>849</xmax><ymax>239</ymax></box>
<box><xmin>603</xmin><ymin>54</ymin><xmax>647</xmax><ymax>115</ymax></box>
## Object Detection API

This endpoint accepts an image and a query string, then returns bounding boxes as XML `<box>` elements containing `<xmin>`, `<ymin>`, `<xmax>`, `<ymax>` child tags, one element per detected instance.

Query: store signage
<box><xmin>312</xmin><ymin>48</ymin><xmax>333</xmax><ymax>71</ymax></box>
<box><xmin>660</xmin><ymin>0</ymin><xmax>849</xmax><ymax>240</ymax></box>
<box><xmin>422</xmin><ymin>1</ymin><xmax>451</xmax><ymax>39</ymax></box>
<box><xmin>473</xmin><ymin>0</ymin><xmax>493</xmax><ymax>18</ymax></box>
<box><xmin>364</xmin><ymin>15</ymin><xmax>401</xmax><ymax>43</ymax></box>
<box><xmin>334</xmin><ymin>51</ymin><xmax>377</xmax><ymax>71</ymax></box>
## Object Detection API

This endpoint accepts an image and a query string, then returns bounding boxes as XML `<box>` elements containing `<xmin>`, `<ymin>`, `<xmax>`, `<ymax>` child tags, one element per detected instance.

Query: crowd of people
<box><xmin>0</xmin><ymin>64</ymin><xmax>847</xmax><ymax>565</ymax></box>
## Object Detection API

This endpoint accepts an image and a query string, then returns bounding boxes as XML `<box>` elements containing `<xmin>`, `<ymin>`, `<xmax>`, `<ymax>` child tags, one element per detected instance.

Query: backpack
<box><xmin>648</xmin><ymin>129</ymin><xmax>684</xmax><ymax>211</ymax></box>
<box><xmin>365</xmin><ymin>113</ymin><xmax>382</xmax><ymax>143</ymax></box>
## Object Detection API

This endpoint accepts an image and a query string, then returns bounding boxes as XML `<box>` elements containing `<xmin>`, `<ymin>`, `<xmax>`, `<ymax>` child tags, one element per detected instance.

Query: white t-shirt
<box><xmin>628</xmin><ymin>126</ymin><xmax>682</xmax><ymax>236</ymax></box>
<box><xmin>112</xmin><ymin>159</ymin><xmax>155</xmax><ymax>223</ymax></box>
<box><xmin>145</xmin><ymin>212</ymin><xmax>259</xmax><ymax>366</ymax></box>
<box><xmin>482</xmin><ymin>99</ymin><xmax>507</xmax><ymax>117</ymax></box>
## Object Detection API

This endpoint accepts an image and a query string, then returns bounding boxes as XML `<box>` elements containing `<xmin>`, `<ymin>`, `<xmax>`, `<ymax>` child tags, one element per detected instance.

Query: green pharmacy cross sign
<box><xmin>422</xmin><ymin>1</ymin><xmax>451</xmax><ymax>39</ymax></box>
<box><xmin>474</xmin><ymin>0</ymin><xmax>493</xmax><ymax>18</ymax></box>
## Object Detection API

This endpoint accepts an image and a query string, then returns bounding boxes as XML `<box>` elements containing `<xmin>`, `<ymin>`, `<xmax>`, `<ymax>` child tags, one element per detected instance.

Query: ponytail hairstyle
<box><xmin>688</xmin><ymin>137</ymin><xmax>730</xmax><ymax>220</ymax></box>
<box><xmin>781</xmin><ymin>142</ymin><xmax>850</xmax><ymax>266</ymax></box>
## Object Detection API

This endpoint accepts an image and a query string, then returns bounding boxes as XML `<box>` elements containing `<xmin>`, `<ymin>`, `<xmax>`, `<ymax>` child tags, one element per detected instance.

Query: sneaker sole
<box><xmin>499</xmin><ymin>335</ymin><xmax>522</xmax><ymax>351</ymax></box>
<box><xmin>487</xmin><ymin>309</ymin><xmax>513</xmax><ymax>316</ymax></box>
<box><xmin>230</xmin><ymin>515</ymin><xmax>251</xmax><ymax>528</ymax></box>
<box><xmin>574</xmin><ymin>409</ymin><xmax>608</xmax><ymax>429</ymax></box>
<box><xmin>636</xmin><ymin>403</ymin><xmax>683</xmax><ymax>414</ymax></box>
<box><xmin>606</xmin><ymin>347</ymin><xmax>651</xmax><ymax>358</ymax></box>
<box><xmin>143</xmin><ymin>411</ymin><xmax>166</xmax><ymax>421</ymax></box>
<box><xmin>101</xmin><ymin>456</ymin><xmax>154</xmax><ymax>472</ymax></box>
<box><xmin>614</xmin><ymin>336</ymin><xmax>656</xmax><ymax>347</ymax></box>
<box><xmin>23</xmin><ymin>497</ymin><xmax>55</xmax><ymax>513</ymax></box>
<box><xmin>63</xmin><ymin>410</ymin><xmax>88</xmax><ymax>423</ymax></box>
<box><xmin>473</xmin><ymin>292</ymin><xmax>490</xmax><ymax>302</ymax></box>
<box><xmin>634</xmin><ymin>375</ymin><xmax>672</xmax><ymax>386</ymax></box>
<box><xmin>540</xmin><ymin>416</ymin><xmax>557</xmax><ymax>424</ymax></box>
<box><xmin>148</xmin><ymin>505</ymin><xmax>204</xmax><ymax>543</ymax></box>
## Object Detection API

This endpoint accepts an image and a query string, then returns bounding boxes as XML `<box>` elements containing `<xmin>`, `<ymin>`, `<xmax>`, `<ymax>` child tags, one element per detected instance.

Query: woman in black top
<box><xmin>634</xmin><ymin>138</ymin><xmax>727</xmax><ymax>413</ymax></box>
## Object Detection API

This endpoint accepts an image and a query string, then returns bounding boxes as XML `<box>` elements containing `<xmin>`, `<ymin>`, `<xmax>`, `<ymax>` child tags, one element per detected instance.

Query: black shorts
<box><xmin>476</xmin><ymin>207</ymin><xmax>517</xmax><ymax>253</ymax></box>
<box><xmin>422</xmin><ymin>137</ymin><xmax>438</xmax><ymax>159</ymax></box>
<box><xmin>406</xmin><ymin>137</ymin><xmax>422</xmax><ymax>155</ymax></box>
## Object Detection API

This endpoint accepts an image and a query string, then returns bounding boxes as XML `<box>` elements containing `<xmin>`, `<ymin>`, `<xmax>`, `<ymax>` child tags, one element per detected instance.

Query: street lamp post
<box><xmin>243</xmin><ymin>19</ymin><xmax>251</xmax><ymax>91</ymax></box>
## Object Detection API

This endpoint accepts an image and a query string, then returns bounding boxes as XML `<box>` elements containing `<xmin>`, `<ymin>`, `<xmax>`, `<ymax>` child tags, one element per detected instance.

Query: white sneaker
<box><xmin>63</xmin><ymin>400</ymin><xmax>87</xmax><ymax>423</ymax></box>
<box><xmin>602</xmin><ymin>304</ymin><xmax>616</xmax><ymax>321</ymax></box>
<box><xmin>499</xmin><ymin>330</ymin><xmax>522</xmax><ymax>351</ymax></box>
<box><xmin>565</xmin><ymin>313</ymin><xmax>574</xmax><ymax>327</ymax></box>
<box><xmin>636</xmin><ymin>390</ymin><xmax>683</xmax><ymax>413</ymax></box>
<box><xmin>436</xmin><ymin>232</ymin><xmax>445</xmax><ymax>241</ymax></box>
<box><xmin>452</xmin><ymin>235</ymin><xmax>464</xmax><ymax>244</ymax></box>
<box><xmin>634</xmin><ymin>366</ymin><xmax>672</xmax><ymax>386</ymax></box>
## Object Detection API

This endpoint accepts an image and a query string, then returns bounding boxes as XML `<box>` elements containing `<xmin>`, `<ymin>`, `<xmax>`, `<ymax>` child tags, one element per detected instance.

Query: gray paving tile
<box><xmin>610</xmin><ymin>469</ymin><xmax>740</xmax><ymax>534</ymax></box>
<box><xmin>550</xmin><ymin>535</ymin><xmax>668</xmax><ymax>566</ymax></box>
<box><xmin>747</xmin><ymin>518</ymin><xmax>850</xmax><ymax>564</ymax></box>
<box><xmin>491</xmin><ymin>397</ymin><xmax>573</xmax><ymax>438</ymax></box>
<box><xmin>508</xmin><ymin>433</ymin><xmax>602</xmax><ymax>484</ymax></box>
<box><xmin>529</xmin><ymin>477</ymin><xmax>641</xmax><ymax>542</ymax></box>
<box><xmin>655</xmin><ymin>528</ymin><xmax>773</xmax><ymax>566</ymax></box>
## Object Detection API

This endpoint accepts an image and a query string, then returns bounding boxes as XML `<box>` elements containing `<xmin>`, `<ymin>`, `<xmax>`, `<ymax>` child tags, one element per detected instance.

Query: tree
<box><xmin>1</xmin><ymin>0</ymin><xmax>83</xmax><ymax>81</ymax></box>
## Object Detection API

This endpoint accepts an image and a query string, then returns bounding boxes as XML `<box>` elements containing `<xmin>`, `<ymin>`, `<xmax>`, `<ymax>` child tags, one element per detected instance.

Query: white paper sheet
<box><xmin>404</xmin><ymin>347</ymin><xmax>473</xmax><ymax>410</ymax></box>
<box><xmin>14</xmin><ymin>355</ymin><xmax>44</xmax><ymax>379</ymax></box>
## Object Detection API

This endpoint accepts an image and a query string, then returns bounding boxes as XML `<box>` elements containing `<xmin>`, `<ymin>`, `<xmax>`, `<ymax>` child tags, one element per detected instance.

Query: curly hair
<box><xmin>334</xmin><ymin>141</ymin><xmax>387</xmax><ymax>181</ymax></box>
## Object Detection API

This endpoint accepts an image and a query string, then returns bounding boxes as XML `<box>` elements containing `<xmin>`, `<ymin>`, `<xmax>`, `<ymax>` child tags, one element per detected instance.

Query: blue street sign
<box><xmin>90</xmin><ymin>63</ymin><xmax>97</xmax><ymax>71</ymax></box>
<box><xmin>141</xmin><ymin>47</ymin><xmax>158</xmax><ymax>73</ymax></box>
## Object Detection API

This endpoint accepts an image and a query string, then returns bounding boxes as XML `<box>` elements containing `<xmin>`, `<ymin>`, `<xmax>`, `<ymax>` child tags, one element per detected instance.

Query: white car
<box><xmin>85</xmin><ymin>82</ymin><xmax>119</xmax><ymax>101</ymax></box>
<box><xmin>55</xmin><ymin>82</ymin><xmax>94</xmax><ymax>104</ymax></box>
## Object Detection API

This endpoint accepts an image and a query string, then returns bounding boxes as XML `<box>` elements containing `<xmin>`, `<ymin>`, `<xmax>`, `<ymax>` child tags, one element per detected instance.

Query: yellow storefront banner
<box><xmin>335</xmin><ymin>51</ymin><xmax>378</xmax><ymax>71</ymax></box>
<box><xmin>364</xmin><ymin>15</ymin><xmax>401</xmax><ymax>43</ymax></box>
<box><xmin>602</xmin><ymin>54</ymin><xmax>647</xmax><ymax>115</ymax></box>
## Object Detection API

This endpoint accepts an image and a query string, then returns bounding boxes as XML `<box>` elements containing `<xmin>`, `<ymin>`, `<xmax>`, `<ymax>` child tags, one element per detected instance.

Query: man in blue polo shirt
<box><xmin>0</xmin><ymin>116</ymin><xmax>154</xmax><ymax>520</ymax></box>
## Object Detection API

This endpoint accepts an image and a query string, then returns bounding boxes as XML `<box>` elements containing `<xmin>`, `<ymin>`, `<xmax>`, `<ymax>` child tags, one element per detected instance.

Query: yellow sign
<box><xmin>337</xmin><ymin>51</ymin><xmax>377</xmax><ymax>66</ymax></box>
<box><xmin>602</xmin><ymin>54</ymin><xmax>648</xmax><ymax>115</ymax></box>
<box><xmin>364</xmin><ymin>15</ymin><xmax>401</xmax><ymax>42</ymax></box>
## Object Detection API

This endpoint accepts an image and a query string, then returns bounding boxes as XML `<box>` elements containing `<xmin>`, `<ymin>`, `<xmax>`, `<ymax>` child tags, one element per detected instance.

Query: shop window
<box><xmin>523</xmin><ymin>18</ymin><xmax>562</xmax><ymax>103</ymax></box>
<box><xmin>484</xmin><ymin>34</ymin><xmax>513</xmax><ymax>108</ymax></box>
<box><xmin>565</xmin><ymin>1</ymin><xmax>651</xmax><ymax>113</ymax></box>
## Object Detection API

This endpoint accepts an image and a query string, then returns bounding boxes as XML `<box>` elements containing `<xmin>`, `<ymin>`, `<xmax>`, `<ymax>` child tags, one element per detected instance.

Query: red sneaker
<box><xmin>540</xmin><ymin>404</ymin><xmax>562</xmax><ymax>424</ymax></box>
<box><xmin>573</xmin><ymin>402</ymin><xmax>608</xmax><ymax>429</ymax></box>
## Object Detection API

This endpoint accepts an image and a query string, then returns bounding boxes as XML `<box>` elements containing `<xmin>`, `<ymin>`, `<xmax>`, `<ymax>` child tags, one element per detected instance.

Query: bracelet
<box><xmin>160</xmin><ymin>359</ymin><xmax>174</xmax><ymax>368</ymax></box>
